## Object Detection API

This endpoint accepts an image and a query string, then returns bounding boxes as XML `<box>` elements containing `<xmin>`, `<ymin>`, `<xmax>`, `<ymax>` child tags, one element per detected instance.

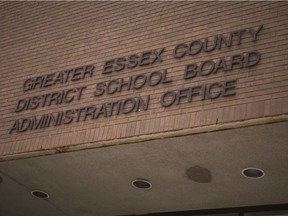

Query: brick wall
<box><xmin>0</xmin><ymin>2</ymin><xmax>287</xmax><ymax>156</ymax></box>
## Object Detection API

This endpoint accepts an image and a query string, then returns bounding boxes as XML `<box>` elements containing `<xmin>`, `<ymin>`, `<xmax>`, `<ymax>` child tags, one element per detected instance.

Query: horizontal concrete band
<box><xmin>1</xmin><ymin>114</ymin><xmax>287</xmax><ymax>162</ymax></box>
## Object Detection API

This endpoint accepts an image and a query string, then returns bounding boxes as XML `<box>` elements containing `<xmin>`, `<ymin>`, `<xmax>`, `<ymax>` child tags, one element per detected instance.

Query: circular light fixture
<box><xmin>132</xmin><ymin>179</ymin><xmax>152</xmax><ymax>189</ymax></box>
<box><xmin>242</xmin><ymin>167</ymin><xmax>265</xmax><ymax>179</ymax></box>
<box><xmin>31</xmin><ymin>190</ymin><xmax>49</xmax><ymax>199</ymax></box>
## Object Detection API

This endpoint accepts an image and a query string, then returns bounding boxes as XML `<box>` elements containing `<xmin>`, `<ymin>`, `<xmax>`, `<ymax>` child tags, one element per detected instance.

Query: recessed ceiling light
<box><xmin>242</xmin><ymin>167</ymin><xmax>265</xmax><ymax>179</ymax></box>
<box><xmin>31</xmin><ymin>190</ymin><xmax>49</xmax><ymax>199</ymax></box>
<box><xmin>132</xmin><ymin>179</ymin><xmax>152</xmax><ymax>189</ymax></box>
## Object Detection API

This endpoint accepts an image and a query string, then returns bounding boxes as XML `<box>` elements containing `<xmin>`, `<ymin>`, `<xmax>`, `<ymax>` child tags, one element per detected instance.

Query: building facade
<box><xmin>0</xmin><ymin>1</ymin><xmax>287</xmax><ymax>216</ymax></box>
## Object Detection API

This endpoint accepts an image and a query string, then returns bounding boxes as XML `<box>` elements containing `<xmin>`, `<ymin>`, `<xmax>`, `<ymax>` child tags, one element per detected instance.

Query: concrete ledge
<box><xmin>1</xmin><ymin>114</ymin><xmax>288</xmax><ymax>162</ymax></box>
